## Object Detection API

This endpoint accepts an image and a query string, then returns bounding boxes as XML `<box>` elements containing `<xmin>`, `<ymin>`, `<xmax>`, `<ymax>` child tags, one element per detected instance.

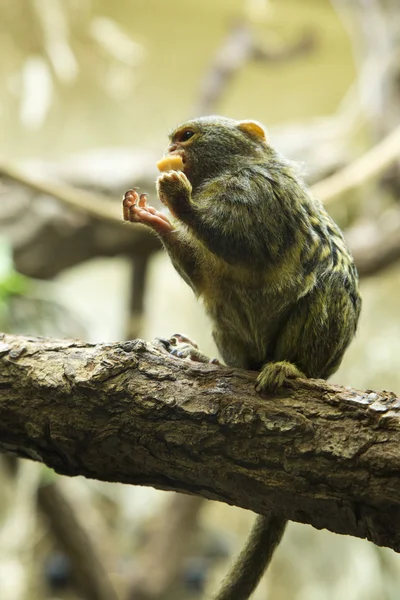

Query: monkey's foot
<box><xmin>256</xmin><ymin>361</ymin><xmax>304</xmax><ymax>394</ymax></box>
<box><xmin>157</xmin><ymin>333</ymin><xmax>219</xmax><ymax>364</ymax></box>
<box><xmin>123</xmin><ymin>189</ymin><xmax>174</xmax><ymax>233</ymax></box>
<box><xmin>156</xmin><ymin>171</ymin><xmax>192</xmax><ymax>215</ymax></box>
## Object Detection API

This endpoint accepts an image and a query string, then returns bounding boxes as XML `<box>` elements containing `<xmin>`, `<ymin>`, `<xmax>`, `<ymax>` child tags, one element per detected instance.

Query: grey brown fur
<box><xmin>123</xmin><ymin>115</ymin><xmax>361</xmax><ymax>600</ymax></box>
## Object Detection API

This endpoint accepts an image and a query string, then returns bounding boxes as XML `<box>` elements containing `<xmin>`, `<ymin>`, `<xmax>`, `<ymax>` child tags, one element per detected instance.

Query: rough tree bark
<box><xmin>0</xmin><ymin>333</ymin><xmax>399</xmax><ymax>555</ymax></box>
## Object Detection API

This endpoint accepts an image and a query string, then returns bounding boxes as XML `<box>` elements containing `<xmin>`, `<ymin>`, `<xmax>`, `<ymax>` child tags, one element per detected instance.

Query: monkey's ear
<box><xmin>237</xmin><ymin>120</ymin><xmax>267</xmax><ymax>143</ymax></box>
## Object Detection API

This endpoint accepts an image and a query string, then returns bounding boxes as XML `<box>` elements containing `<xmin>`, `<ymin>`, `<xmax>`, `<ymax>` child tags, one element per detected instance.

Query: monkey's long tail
<box><xmin>212</xmin><ymin>514</ymin><xmax>287</xmax><ymax>600</ymax></box>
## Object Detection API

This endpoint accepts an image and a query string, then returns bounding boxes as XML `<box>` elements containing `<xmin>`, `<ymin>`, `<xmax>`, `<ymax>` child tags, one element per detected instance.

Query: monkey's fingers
<box><xmin>138</xmin><ymin>193</ymin><xmax>148</xmax><ymax>208</ymax></box>
<box><xmin>123</xmin><ymin>189</ymin><xmax>140</xmax><ymax>204</ymax></box>
<box><xmin>168</xmin><ymin>334</ymin><xmax>220</xmax><ymax>364</ymax></box>
<box><xmin>139</xmin><ymin>204</ymin><xmax>172</xmax><ymax>226</ymax></box>
<box><xmin>123</xmin><ymin>203</ymin><xmax>130</xmax><ymax>221</ymax></box>
<box><xmin>157</xmin><ymin>171</ymin><xmax>192</xmax><ymax>210</ymax></box>
<box><xmin>128</xmin><ymin>205</ymin><xmax>174</xmax><ymax>233</ymax></box>
<box><xmin>137</xmin><ymin>208</ymin><xmax>173</xmax><ymax>231</ymax></box>
<box><xmin>171</xmin><ymin>333</ymin><xmax>199</xmax><ymax>349</ymax></box>
<box><xmin>158</xmin><ymin>170</ymin><xmax>190</xmax><ymax>188</ymax></box>
<box><xmin>147</xmin><ymin>207</ymin><xmax>172</xmax><ymax>226</ymax></box>
<box><xmin>127</xmin><ymin>192</ymin><xmax>170</xmax><ymax>223</ymax></box>
<box><xmin>123</xmin><ymin>189</ymin><xmax>174</xmax><ymax>232</ymax></box>
<box><xmin>122</xmin><ymin>189</ymin><xmax>140</xmax><ymax>221</ymax></box>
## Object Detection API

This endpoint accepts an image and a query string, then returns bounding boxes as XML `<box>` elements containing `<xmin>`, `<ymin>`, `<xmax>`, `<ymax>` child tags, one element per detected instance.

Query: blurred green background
<box><xmin>0</xmin><ymin>1</ymin><xmax>399</xmax><ymax>599</ymax></box>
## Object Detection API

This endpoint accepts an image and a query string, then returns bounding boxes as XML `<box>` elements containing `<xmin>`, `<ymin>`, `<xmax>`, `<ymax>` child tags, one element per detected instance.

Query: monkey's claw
<box><xmin>157</xmin><ymin>170</ymin><xmax>191</xmax><ymax>189</ymax></box>
<box><xmin>158</xmin><ymin>333</ymin><xmax>219</xmax><ymax>364</ymax></box>
<box><xmin>156</xmin><ymin>171</ymin><xmax>192</xmax><ymax>212</ymax></box>
<box><xmin>256</xmin><ymin>361</ymin><xmax>305</xmax><ymax>394</ymax></box>
<box><xmin>122</xmin><ymin>189</ymin><xmax>174</xmax><ymax>233</ymax></box>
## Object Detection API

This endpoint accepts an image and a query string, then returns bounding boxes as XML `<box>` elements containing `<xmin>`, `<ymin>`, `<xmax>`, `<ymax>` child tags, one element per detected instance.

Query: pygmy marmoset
<box><xmin>122</xmin><ymin>116</ymin><xmax>361</xmax><ymax>600</ymax></box>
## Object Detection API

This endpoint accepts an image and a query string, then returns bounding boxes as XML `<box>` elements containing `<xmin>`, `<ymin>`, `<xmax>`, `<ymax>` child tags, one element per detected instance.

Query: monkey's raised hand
<box><xmin>156</xmin><ymin>171</ymin><xmax>193</xmax><ymax>218</ymax></box>
<box><xmin>122</xmin><ymin>189</ymin><xmax>174</xmax><ymax>234</ymax></box>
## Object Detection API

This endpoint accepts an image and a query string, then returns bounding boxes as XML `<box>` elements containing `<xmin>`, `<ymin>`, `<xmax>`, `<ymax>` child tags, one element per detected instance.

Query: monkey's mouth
<box><xmin>156</xmin><ymin>151</ymin><xmax>186</xmax><ymax>174</ymax></box>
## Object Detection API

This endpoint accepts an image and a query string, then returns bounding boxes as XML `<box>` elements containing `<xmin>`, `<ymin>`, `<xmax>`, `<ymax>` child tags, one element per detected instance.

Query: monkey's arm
<box><xmin>157</xmin><ymin>168</ymin><xmax>298</xmax><ymax>267</ymax></box>
<box><xmin>123</xmin><ymin>189</ymin><xmax>203</xmax><ymax>290</ymax></box>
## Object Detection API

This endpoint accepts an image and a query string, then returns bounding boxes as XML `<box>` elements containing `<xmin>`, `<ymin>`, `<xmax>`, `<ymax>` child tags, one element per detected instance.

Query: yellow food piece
<box><xmin>157</xmin><ymin>154</ymin><xmax>184</xmax><ymax>172</ymax></box>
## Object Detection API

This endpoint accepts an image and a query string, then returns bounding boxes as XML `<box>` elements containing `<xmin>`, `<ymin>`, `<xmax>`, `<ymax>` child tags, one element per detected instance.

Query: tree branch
<box><xmin>311</xmin><ymin>122</ymin><xmax>400</xmax><ymax>206</ymax></box>
<box><xmin>347</xmin><ymin>209</ymin><xmax>400</xmax><ymax>277</ymax></box>
<box><xmin>0</xmin><ymin>333</ymin><xmax>399</xmax><ymax>554</ymax></box>
<box><xmin>192</xmin><ymin>22</ymin><xmax>315</xmax><ymax>117</ymax></box>
<box><xmin>0</xmin><ymin>160</ymin><xmax>123</xmax><ymax>225</ymax></box>
<box><xmin>38</xmin><ymin>480</ymin><xmax>119</xmax><ymax>600</ymax></box>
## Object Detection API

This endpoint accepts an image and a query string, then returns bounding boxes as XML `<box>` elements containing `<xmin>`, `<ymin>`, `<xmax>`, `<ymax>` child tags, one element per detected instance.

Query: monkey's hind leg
<box><xmin>256</xmin><ymin>361</ymin><xmax>305</xmax><ymax>393</ymax></box>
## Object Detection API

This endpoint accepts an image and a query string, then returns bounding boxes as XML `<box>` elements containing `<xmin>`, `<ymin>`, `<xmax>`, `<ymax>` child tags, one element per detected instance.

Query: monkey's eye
<box><xmin>179</xmin><ymin>130</ymin><xmax>195</xmax><ymax>142</ymax></box>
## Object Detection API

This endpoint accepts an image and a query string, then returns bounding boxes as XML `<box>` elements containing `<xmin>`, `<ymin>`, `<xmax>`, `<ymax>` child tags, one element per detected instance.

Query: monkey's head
<box><xmin>162</xmin><ymin>116</ymin><xmax>271</xmax><ymax>191</ymax></box>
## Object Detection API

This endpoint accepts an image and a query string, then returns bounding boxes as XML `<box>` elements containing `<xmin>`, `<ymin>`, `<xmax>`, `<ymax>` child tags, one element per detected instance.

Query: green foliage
<box><xmin>0</xmin><ymin>239</ymin><xmax>30</xmax><ymax>330</ymax></box>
